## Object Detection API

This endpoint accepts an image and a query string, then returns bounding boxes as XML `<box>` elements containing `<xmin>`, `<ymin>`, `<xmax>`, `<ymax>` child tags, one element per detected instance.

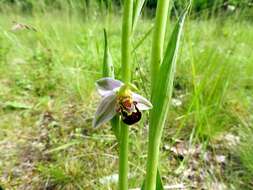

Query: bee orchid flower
<box><xmin>93</xmin><ymin>77</ymin><xmax>152</xmax><ymax>128</ymax></box>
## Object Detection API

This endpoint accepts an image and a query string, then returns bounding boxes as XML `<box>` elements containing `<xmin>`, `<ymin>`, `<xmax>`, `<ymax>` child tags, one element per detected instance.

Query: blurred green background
<box><xmin>1</xmin><ymin>0</ymin><xmax>253</xmax><ymax>15</ymax></box>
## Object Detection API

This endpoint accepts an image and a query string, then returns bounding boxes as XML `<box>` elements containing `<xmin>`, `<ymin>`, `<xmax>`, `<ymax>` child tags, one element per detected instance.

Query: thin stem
<box><xmin>121</xmin><ymin>0</ymin><xmax>133</xmax><ymax>83</ymax></box>
<box><xmin>119</xmin><ymin>123</ymin><xmax>129</xmax><ymax>189</ymax></box>
<box><xmin>119</xmin><ymin>0</ymin><xmax>133</xmax><ymax>190</ymax></box>
<box><xmin>146</xmin><ymin>0</ymin><xmax>170</xmax><ymax>190</ymax></box>
<box><xmin>150</xmin><ymin>0</ymin><xmax>170</xmax><ymax>95</ymax></box>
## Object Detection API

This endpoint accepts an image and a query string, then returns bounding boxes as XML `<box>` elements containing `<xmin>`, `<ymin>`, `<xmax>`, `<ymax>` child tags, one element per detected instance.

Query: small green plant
<box><xmin>92</xmin><ymin>0</ymin><xmax>189</xmax><ymax>189</ymax></box>
<box><xmin>92</xmin><ymin>1</ymin><xmax>148</xmax><ymax>189</ymax></box>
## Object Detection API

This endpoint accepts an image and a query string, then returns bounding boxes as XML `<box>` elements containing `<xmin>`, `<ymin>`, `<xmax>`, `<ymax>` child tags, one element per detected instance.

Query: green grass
<box><xmin>0</xmin><ymin>9</ymin><xmax>253</xmax><ymax>190</ymax></box>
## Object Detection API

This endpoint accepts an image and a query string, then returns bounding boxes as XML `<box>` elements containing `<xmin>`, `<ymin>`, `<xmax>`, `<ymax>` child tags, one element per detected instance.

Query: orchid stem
<box><xmin>121</xmin><ymin>0</ymin><xmax>133</xmax><ymax>83</ymax></box>
<box><xmin>119</xmin><ymin>0</ymin><xmax>133</xmax><ymax>189</ymax></box>
<box><xmin>119</xmin><ymin>123</ymin><xmax>129</xmax><ymax>189</ymax></box>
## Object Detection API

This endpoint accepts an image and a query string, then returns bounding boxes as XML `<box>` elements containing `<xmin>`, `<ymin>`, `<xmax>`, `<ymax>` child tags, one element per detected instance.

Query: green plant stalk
<box><xmin>150</xmin><ymin>0</ymin><xmax>170</xmax><ymax>94</ymax></box>
<box><xmin>121</xmin><ymin>0</ymin><xmax>133</xmax><ymax>83</ymax></box>
<box><xmin>119</xmin><ymin>122</ymin><xmax>129</xmax><ymax>189</ymax></box>
<box><xmin>119</xmin><ymin>0</ymin><xmax>133</xmax><ymax>189</ymax></box>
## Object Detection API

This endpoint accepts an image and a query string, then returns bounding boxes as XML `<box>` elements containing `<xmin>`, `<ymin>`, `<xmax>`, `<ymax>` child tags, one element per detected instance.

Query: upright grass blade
<box><xmin>132</xmin><ymin>0</ymin><xmax>146</xmax><ymax>32</ymax></box>
<box><xmin>102</xmin><ymin>29</ymin><xmax>120</xmax><ymax>141</ymax></box>
<box><xmin>145</xmin><ymin>7</ymin><xmax>189</xmax><ymax>190</ymax></box>
<box><xmin>132</xmin><ymin>26</ymin><xmax>153</xmax><ymax>53</ymax></box>
<box><xmin>103</xmin><ymin>29</ymin><xmax>114</xmax><ymax>78</ymax></box>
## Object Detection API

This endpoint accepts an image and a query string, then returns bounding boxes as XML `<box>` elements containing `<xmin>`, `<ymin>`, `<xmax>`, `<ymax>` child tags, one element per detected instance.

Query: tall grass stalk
<box><xmin>119</xmin><ymin>0</ymin><xmax>133</xmax><ymax>189</ymax></box>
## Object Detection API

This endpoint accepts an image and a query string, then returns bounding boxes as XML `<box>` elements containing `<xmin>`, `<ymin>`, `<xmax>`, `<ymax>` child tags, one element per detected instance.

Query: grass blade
<box><xmin>102</xmin><ymin>28</ymin><xmax>120</xmax><ymax>141</ymax></box>
<box><xmin>151</xmin><ymin>7</ymin><xmax>189</xmax><ymax>131</ymax></box>
<box><xmin>45</xmin><ymin>141</ymin><xmax>81</xmax><ymax>154</ymax></box>
<box><xmin>103</xmin><ymin>29</ymin><xmax>114</xmax><ymax>78</ymax></box>
<box><xmin>132</xmin><ymin>26</ymin><xmax>153</xmax><ymax>53</ymax></box>
<box><xmin>3</xmin><ymin>101</ymin><xmax>31</xmax><ymax>110</ymax></box>
<box><xmin>132</xmin><ymin>0</ymin><xmax>146</xmax><ymax>32</ymax></box>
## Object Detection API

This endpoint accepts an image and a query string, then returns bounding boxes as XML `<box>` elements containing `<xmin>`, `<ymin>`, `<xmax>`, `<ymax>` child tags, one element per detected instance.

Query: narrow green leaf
<box><xmin>132</xmin><ymin>0</ymin><xmax>146</xmax><ymax>31</ymax></box>
<box><xmin>132</xmin><ymin>26</ymin><xmax>153</xmax><ymax>53</ymax></box>
<box><xmin>102</xmin><ymin>29</ymin><xmax>120</xmax><ymax>141</ymax></box>
<box><xmin>141</xmin><ymin>169</ymin><xmax>164</xmax><ymax>190</ymax></box>
<box><xmin>103</xmin><ymin>29</ymin><xmax>114</xmax><ymax>78</ymax></box>
<box><xmin>3</xmin><ymin>101</ymin><xmax>31</xmax><ymax>110</ymax></box>
<box><xmin>145</xmin><ymin>7</ymin><xmax>189</xmax><ymax>189</ymax></box>
<box><xmin>111</xmin><ymin>115</ymin><xmax>121</xmax><ymax>141</ymax></box>
<box><xmin>45</xmin><ymin>141</ymin><xmax>81</xmax><ymax>154</ymax></box>
<box><xmin>151</xmin><ymin>8</ymin><xmax>189</xmax><ymax>133</ymax></box>
<box><xmin>155</xmin><ymin>170</ymin><xmax>164</xmax><ymax>190</ymax></box>
<box><xmin>141</xmin><ymin>180</ymin><xmax>145</xmax><ymax>190</ymax></box>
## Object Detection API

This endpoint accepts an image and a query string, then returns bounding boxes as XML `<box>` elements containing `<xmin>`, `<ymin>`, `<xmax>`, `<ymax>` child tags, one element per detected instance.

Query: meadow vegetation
<box><xmin>0</xmin><ymin>2</ymin><xmax>253</xmax><ymax>190</ymax></box>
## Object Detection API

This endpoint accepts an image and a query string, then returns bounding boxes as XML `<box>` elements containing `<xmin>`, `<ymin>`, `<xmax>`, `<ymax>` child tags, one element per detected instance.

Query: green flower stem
<box><xmin>150</xmin><ymin>0</ymin><xmax>170</xmax><ymax>94</ymax></box>
<box><xmin>119</xmin><ymin>0</ymin><xmax>133</xmax><ymax>190</ymax></box>
<box><xmin>119</xmin><ymin>123</ymin><xmax>129</xmax><ymax>189</ymax></box>
<box><xmin>121</xmin><ymin>0</ymin><xmax>133</xmax><ymax>83</ymax></box>
<box><xmin>146</xmin><ymin>0</ymin><xmax>170</xmax><ymax>190</ymax></box>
